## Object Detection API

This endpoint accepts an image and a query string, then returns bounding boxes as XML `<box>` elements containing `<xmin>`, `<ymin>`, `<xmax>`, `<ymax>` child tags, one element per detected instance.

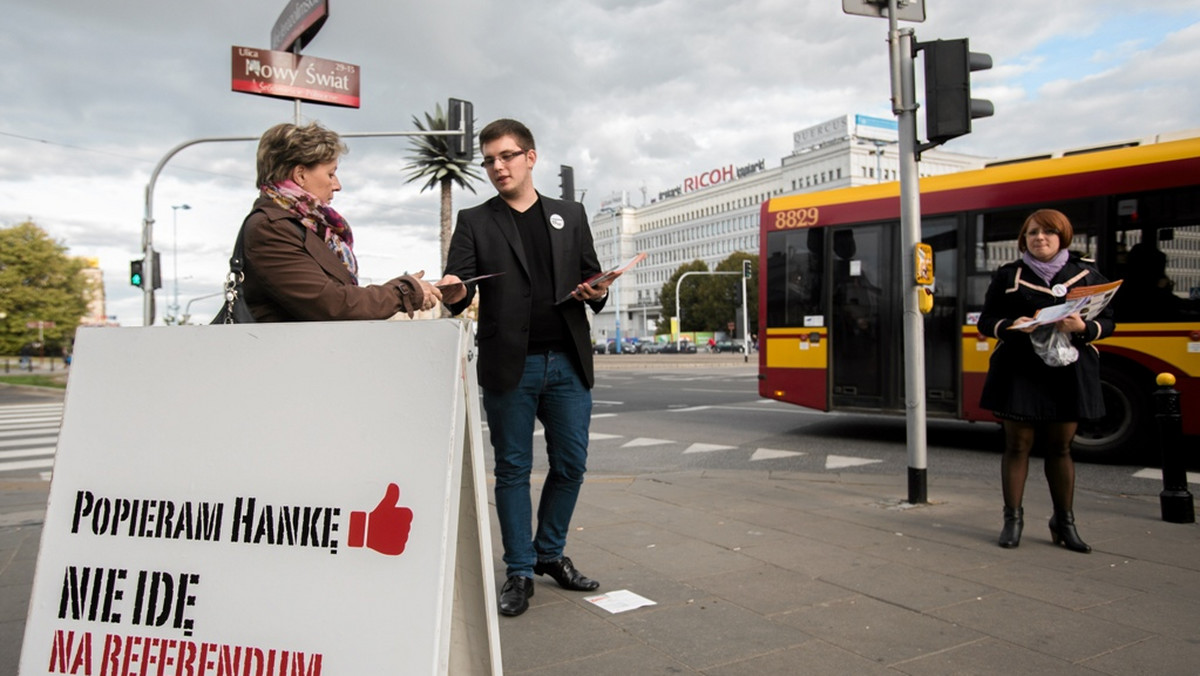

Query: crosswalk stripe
<box><xmin>622</xmin><ymin>438</ymin><xmax>674</xmax><ymax>448</ymax></box>
<box><xmin>0</xmin><ymin>415</ymin><xmax>61</xmax><ymax>423</ymax></box>
<box><xmin>0</xmin><ymin>426</ymin><xmax>62</xmax><ymax>438</ymax></box>
<box><xmin>683</xmin><ymin>443</ymin><xmax>736</xmax><ymax>454</ymax></box>
<box><xmin>1131</xmin><ymin>468</ymin><xmax>1200</xmax><ymax>485</ymax></box>
<box><xmin>0</xmin><ymin>458</ymin><xmax>56</xmax><ymax>472</ymax></box>
<box><xmin>826</xmin><ymin>455</ymin><xmax>883</xmax><ymax>469</ymax></box>
<box><xmin>0</xmin><ymin>405</ymin><xmax>61</xmax><ymax>476</ymax></box>
<box><xmin>0</xmin><ymin>436</ymin><xmax>58</xmax><ymax>449</ymax></box>
<box><xmin>0</xmin><ymin>404</ymin><xmax>63</xmax><ymax>412</ymax></box>
<box><xmin>751</xmin><ymin>448</ymin><xmax>805</xmax><ymax>461</ymax></box>
<box><xmin>0</xmin><ymin>447</ymin><xmax>56</xmax><ymax>460</ymax></box>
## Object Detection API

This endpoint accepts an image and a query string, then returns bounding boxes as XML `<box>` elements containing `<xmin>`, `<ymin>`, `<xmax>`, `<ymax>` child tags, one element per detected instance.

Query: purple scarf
<box><xmin>1023</xmin><ymin>249</ymin><xmax>1068</xmax><ymax>285</ymax></box>
<box><xmin>262</xmin><ymin>180</ymin><xmax>358</xmax><ymax>284</ymax></box>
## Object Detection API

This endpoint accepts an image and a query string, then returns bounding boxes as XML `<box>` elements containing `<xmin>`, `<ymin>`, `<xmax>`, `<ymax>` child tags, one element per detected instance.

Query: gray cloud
<box><xmin>3</xmin><ymin>0</ymin><xmax>1198</xmax><ymax>324</ymax></box>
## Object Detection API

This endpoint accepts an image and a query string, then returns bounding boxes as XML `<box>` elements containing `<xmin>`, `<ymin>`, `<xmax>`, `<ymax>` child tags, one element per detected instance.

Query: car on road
<box><xmin>660</xmin><ymin>341</ymin><xmax>697</xmax><ymax>354</ymax></box>
<box><xmin>714</xmin><ymin>339</ymin><xmax>746</xmax><ymax>354</ymax></box>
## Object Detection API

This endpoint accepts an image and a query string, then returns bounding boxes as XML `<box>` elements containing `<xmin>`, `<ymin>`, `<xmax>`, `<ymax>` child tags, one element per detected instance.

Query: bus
<box><xmin>758</xmin><ymin>133</ymin><xmax>1200</xmax><ymax>462</ymax></box>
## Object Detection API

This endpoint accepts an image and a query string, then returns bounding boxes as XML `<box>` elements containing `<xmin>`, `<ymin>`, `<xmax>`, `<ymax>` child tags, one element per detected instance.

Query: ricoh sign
<box><xmin>657</xmin><ymin>158</ymin><xmax>766</xmax><ymax>201</ymax></box>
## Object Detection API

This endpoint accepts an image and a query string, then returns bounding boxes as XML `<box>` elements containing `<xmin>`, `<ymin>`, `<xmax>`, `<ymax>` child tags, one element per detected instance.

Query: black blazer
<box><xmin>977</xmin><ymin>252</ymin><xmax>1116</xmax><ymax>421</ymax></box>
<box><xmin>444</xmin><ymin>193</ymin><xmax>607</xmax><ymax>391</ymax></box>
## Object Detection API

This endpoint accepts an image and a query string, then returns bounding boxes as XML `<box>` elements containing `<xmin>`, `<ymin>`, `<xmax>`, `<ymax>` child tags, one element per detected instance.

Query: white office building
<box><xmin>587</xmin><ymin>114</ymin><xmax>988</xmax><ymax>342</ymax></box>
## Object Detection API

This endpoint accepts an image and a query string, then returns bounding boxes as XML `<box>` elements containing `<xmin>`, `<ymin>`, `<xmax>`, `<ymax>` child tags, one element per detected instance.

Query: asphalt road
<box><xmin>579</xmin><ymin>360</ymin><xmax>1194</xmax><ymax>500</ymax></box>
<box><xmin>2</xmin><ymin>358</ymin><xmax>1194</xmax><ymax>498</ymax></box>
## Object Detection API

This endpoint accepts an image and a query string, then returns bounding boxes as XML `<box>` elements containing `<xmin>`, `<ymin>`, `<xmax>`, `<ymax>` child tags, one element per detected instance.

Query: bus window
<box><xmin>1108</xmin><ymin>187</ymin><xmax>1200</xmax><ymax>323</ymax></box>
<box><xmin>766</xmin><ymin>227</ymin><xmax>825</xmax><ymax>328</ymax></box>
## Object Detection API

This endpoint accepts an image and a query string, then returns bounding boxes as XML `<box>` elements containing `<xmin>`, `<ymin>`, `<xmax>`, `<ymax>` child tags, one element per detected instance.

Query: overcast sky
<box><xmin>2</xmin><ymin>0</ymin><xmax>1198</xmax><ymax>326</ymax></box>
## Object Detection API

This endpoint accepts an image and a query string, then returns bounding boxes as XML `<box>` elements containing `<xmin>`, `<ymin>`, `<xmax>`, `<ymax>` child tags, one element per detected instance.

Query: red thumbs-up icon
<box><xmin>348</xmin><ymin>483</ymin><xmax>414</xmax><ymax>556</ymax></box>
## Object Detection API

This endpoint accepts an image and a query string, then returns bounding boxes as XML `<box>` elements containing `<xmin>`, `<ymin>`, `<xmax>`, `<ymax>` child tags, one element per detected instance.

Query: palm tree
<box><xmin>402</xmin><ymin>103</ymin><xmax>483</xmax><ymax>273</ymax></box>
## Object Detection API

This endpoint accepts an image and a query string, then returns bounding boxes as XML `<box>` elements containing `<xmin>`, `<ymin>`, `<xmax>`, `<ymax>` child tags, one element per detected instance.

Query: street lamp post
<box><xmin>171</xmin><ymin>204</ymin><xmax>191</xmax><ymax>323</ymax></box>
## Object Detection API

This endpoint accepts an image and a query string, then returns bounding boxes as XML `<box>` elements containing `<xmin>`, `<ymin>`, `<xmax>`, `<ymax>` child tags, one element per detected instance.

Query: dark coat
<box><xmin>239</xmin><ymin>196</ymin><xmax>425</xmax><ymax>322</ymax></box>
<box><xmin>978</xmin><ymin>252</ymin><xmax>1116</xmax><ymax>421</ymax></box>
<box><xmin>443</xmin><ymin>193</ymin><xmax>606</xmax><ymax>392</ymax></box>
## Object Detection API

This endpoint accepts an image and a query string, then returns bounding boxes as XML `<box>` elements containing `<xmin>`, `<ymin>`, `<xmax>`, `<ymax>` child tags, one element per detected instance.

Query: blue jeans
<box><xmin>482</xmin><ymin>352</ymin><xmax>592</xmax><ymax>579</ymax></box>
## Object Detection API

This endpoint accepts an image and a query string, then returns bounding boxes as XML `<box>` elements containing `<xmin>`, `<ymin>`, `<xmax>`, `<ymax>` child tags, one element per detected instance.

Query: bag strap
<box><xmin>218</xmin><ymin>211</ymin><xmax>259</xmax><ymax>325</ymax></box>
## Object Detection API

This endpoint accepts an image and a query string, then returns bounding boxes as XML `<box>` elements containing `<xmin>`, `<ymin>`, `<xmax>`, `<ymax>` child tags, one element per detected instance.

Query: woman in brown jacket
<box><xmin>236</xmin><ymin>121</ymin><xmax>440</xmax><ymax>322</ymax></box>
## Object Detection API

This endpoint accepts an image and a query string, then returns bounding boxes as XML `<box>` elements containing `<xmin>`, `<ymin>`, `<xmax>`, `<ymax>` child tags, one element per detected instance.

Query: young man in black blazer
<box><xmin>438</xmin><ymin>119</ymin><xmax>616</xmax><ymax>617</ymax></box>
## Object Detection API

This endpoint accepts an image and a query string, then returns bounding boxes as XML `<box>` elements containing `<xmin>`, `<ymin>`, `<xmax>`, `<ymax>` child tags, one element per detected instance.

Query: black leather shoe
<box><xmin>1049</xmin><ymin>511</ymin><xmax>1091</xmax><ymax>553</ymax></box>
<box><xmin>998</xmin><ymin>506</ymin><xmax>1024</xmax><ymax>548</ymax></box>
<box><xmin>534</xmin><ymin>556</ymin><xmax>600</xmax><ymax>591</ymax></box>
<box><xmin>498</xmin><ymin>575</ymin><xmax>533</xmax><ymax>616</ymax></box>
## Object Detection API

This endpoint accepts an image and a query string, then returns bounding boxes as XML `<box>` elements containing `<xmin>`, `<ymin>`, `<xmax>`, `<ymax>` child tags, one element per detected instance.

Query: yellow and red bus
<box><xmin>758</xmin><ymin>134</ymin><xmax>1200</xmax><ymax>461</ymax></box>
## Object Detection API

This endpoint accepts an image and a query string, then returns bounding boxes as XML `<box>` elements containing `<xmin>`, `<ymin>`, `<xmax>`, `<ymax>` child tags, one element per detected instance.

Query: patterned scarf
<box><xmin>262</xmin><ymin>180</ymin><xmax>358</xmax><ymax>284</ymax></box>
<box><xmin>1022</xmin><ymin>249</ymin><xmax>1068</xmax><ymax>285</ymax></box>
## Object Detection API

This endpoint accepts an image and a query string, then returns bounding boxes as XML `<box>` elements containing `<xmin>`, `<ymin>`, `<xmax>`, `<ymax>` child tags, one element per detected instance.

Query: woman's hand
<box><xmin>1011</xmin><ymin>317</ymin><xmax>1037</xmax><ymax>334</ymax></box>
<box><xmin>406</xmin><ymin>271</ymin><xmax>441</xmax><ymax>317</ymax></box>
<box><xmin>1056</xmin><ymin>312</ymin><xmax>1086</xmax><ymax>334</ymax></box>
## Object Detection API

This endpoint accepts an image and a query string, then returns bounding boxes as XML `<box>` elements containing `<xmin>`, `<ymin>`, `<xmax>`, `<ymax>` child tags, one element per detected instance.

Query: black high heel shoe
<box><xmin>998</xmin><ymin>506</ymin><xmax>1023</xmax><ymax>548</ymax></box>
<box><xmin>1049</xmin><ymin>511</ymin><xmax>1091</xmax><ymax>553</ymax></box>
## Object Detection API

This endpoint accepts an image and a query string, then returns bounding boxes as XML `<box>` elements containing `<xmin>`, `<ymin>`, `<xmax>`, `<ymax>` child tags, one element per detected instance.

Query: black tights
<box><xmin>1001</xmin><ymin>420</ymin><xmax>1078</xmax><ymax>514</ymax></box>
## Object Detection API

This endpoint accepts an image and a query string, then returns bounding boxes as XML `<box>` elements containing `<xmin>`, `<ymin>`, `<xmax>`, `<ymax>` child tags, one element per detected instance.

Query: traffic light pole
<box><xmin>673</xmin><ymin>270</ymin><xmax>744</xmax><ymax>351</ymax></box>
<box><xmin>888</xmin><ymin>2</ymin><xmax>929</xmax><ymax>504</ymax></box>
<box><xmin>140</xmin><ymin>127</ymin><xmax>467</xmax><ymax>326</ymax></box>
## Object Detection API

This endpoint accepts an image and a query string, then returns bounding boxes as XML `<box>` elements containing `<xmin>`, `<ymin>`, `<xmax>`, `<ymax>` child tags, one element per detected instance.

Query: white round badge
<box><xmin>549</xmin><ymin>214</ymin><xmax>565</xmax><ymax>230</ymax></box>
<box><xmin>1051</xmin><ymin>283</ymin><xmax>1068</xmax><ymax>297</ymax></box>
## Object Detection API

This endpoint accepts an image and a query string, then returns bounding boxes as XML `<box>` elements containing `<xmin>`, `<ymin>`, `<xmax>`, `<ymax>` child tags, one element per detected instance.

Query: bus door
<box><xmin>828</xmin><ymin>218</ymin><xmax>961</xmax><ymax>414</ymax></box>
<box><xmin>830</xmin><ymin>224</ymin><xmax>899</xmax><ymax>409</ymax></box>
<box><xmin>921</xmin><ymin>217</ymin><xmax>961</xmax><ymax>415</ymax></box>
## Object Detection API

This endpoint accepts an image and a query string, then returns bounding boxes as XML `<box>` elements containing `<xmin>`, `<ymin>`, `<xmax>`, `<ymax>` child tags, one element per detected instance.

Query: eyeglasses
<box><xmin>481</xmin><ymin>149</ymin><xmax>528</xmax><ymax>168</ymax></box>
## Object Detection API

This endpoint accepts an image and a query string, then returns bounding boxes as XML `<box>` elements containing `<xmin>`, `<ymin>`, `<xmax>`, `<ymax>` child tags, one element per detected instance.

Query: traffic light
<box><xmin>130</xmin><ymin>259</ymin><xmax>145</xmax><ymax>288</ymax></box>
<box><xmin>742</xmin><ymin>259</ymin><xmax>752</xmax><ymax>279</ymax></box>
<box><xmin>447</xmin><ymin>98</ymin><xmax>474</xmax><ymax>161</ymax></box>
<box><xmin>919</xmin><ymin>38</ymin><xmax>993</xmax><ymax>146</ymax></box>
<box><xmin>559</xmin><ymin>165</ymin><xmax>575</xmax><ymax>201</ymax></box>
<box><xmin>151</xmin><ymin>250</ymin><xmax>163</xmax><ymax>290</ymax></box>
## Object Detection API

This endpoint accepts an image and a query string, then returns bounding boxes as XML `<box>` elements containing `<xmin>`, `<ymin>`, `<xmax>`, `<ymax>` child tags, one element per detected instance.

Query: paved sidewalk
<box><xmin>6</xmin><ymin>466</ymin><xmax>1197</xmax><ymax>674</ymax></box>
<box><xmin>491</xmin><ymin>469</ymin><xmax>1200</xmax><ymax>675</ymax></box>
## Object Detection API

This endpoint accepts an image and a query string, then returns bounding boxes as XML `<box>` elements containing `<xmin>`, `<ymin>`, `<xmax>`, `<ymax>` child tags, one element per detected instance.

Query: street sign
<box><xmin>842</xmin><ymin>0</ymin><xmax>925</xmax><ymax>22</ymax></box>
<box><xmin>231</xmin><ymin>46</ymin><xmax>360</xmax><ymax>108</ymax></box>
<box><xmin>271</xmin><ymin>0</ymin><xmax>328</xmax><ymax>52</ymax></box>
<box><xmin>25</xmin><ymin>321</ymin><xmax>55</xmax><ymax>329</ymax></box>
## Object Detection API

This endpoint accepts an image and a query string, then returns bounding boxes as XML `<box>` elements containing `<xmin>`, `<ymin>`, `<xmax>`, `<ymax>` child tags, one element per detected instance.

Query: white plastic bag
<box><xmin>1030</xmin><ymin>325</ymin><xmax>1078</xmax><ymax>367</ymax></box>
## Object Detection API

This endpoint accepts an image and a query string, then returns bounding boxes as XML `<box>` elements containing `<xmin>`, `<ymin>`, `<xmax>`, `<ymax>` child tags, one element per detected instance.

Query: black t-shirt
<box><xmin>511</xmin><ymin>200</ymin><xmax>571</xmax><ymax>353</ymax></box>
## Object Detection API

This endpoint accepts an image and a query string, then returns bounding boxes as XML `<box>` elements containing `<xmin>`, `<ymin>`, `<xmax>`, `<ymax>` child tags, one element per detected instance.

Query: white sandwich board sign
<box><xmin>20</xmin><ymin>319</ymin><xmax>501</xmax><ymax>675</ymax></box>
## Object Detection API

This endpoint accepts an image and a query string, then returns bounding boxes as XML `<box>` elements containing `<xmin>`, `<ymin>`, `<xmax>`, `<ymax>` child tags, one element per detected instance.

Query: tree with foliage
<box><xmin>402</xmin><ymin>102</ymin><xmax>484</xmax><ymax>273</ymax></box>
<box><xmin>658</xmin><ymin>252</ymin><xmax>758</xmax><ymax>337</ymax></box>
<box><xmin>658</xmin><ymin>260</ymin><xmax>709</xmax><ymax>334</ymax></box>
<box><xmin>710</xmin><ymin>251</ymin><xmax>758</xmax><ymax>338</ymax></box>
<box><xmin>0</xmin><ymin>222</ymin><xmax>89</xmax><ymax>355</ymax></box>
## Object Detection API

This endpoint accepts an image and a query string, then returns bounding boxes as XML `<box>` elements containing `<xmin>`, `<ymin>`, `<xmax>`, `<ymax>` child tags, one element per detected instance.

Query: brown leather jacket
<box><xmin>239</xmin><ymin>196</ymin><xmax>424</xmax><ymax>322</ymax></box>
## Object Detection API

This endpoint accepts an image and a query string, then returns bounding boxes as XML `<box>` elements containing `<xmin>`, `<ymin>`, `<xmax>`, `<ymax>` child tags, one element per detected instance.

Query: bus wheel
<box><xmin>1073</xmin><ymin>366</ymin><xmax>1148</xmax><ymax>463</ymax></box>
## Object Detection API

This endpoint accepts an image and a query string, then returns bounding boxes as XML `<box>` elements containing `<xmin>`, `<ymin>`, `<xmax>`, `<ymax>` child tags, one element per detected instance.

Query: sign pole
<box><xmin>293</xmin><ymin>41</ymin><xmax>303</xmax><ymax>124</ymax></box>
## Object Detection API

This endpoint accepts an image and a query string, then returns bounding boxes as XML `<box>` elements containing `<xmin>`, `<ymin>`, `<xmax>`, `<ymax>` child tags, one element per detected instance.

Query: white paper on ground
<box><xmin>583</xmin><ymin>589</ymin><xmax>657</xmax><ymax>614</ymax></box>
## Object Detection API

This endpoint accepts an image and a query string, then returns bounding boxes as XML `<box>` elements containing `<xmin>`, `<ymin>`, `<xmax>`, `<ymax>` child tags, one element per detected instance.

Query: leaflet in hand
<box><xmin>557</xmin><ymin>252</ymin><xmax>646</xmax><ymax>304</ymax></box>
<box><xmin>1010</xmin><ymin>280</ymin><xmax>1123</xmax><ymax>329</ymax></box>
<box><xmin>435</xmin><ymin>272</ymin><xmax>505</xmax><ymax>288</ymax></box>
